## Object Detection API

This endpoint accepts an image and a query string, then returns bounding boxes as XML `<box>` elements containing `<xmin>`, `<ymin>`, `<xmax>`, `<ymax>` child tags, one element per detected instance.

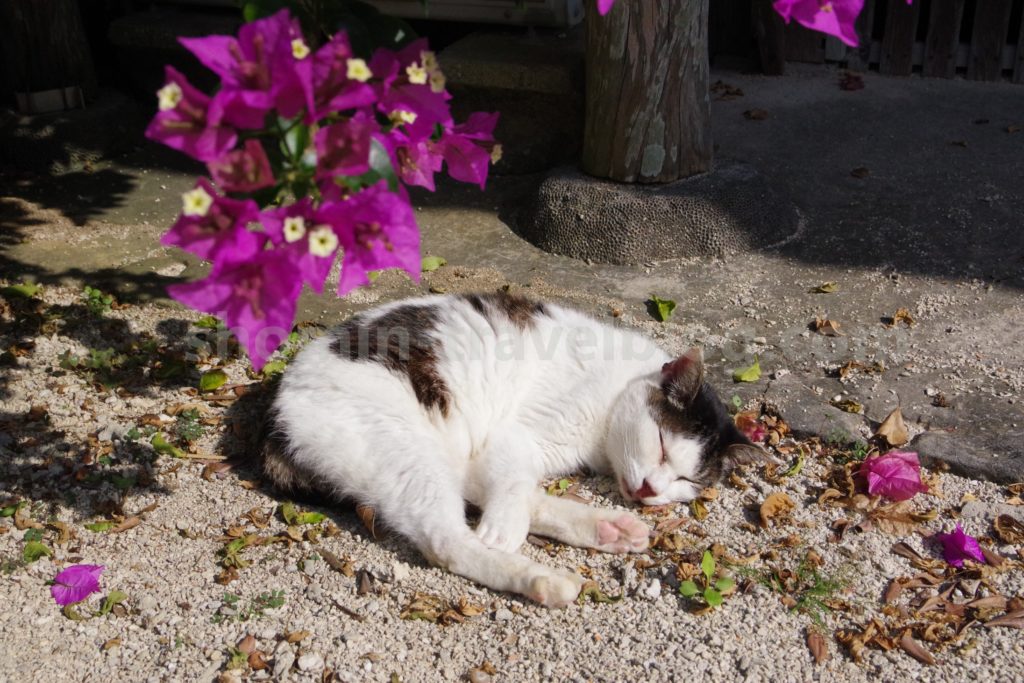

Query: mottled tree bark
<box><xmin>582</xmin><ymin>0</ymin><xmax>711</xmax><ymax>183</ymax></box>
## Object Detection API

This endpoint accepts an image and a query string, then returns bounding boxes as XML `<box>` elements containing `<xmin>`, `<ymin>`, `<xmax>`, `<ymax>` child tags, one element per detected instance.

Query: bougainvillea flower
<box><xmin>596</xmin><ymin>0</ymin><xmax>616</xmax><ymax>15</ymax></box>
<box><xmin>169</xmin><ymin>248</ymin><xmax>302</xmax><ymax>369</ymax></box>
<box><xmin>208</xmin><ymin>139</ymin><xmax>276</xmax><ymax>193</ymax></box>
<box><xmin>144</xmin><ymin>67</ymin><xmax>237</xmax><ymax>162</ymax></box>
<box><xmin>772</xmin><ymin>0</ymin><xmax>864</xmax><ymax>47</ymax></box>
<box><xmin>314</xmin><ymin>115</ymin><xmax>375</xmax><ymax>180</ymax></box>
<box><xmin>323</xmin><ymin>182</ymin><xmax>421</xmax><ymax>296</ymax></box>
<box><xmin>734</xmin><ymin>411</ymin><xmax>767</xmax><ymax>443</ymax></box>
<box><xmin>436</xmin><ymin>117</ymin><xmax>497</xmax><ymax>191</ymax></box>
<box><xmin>934</xmin><ymin>524</ymin><xmax>985</xmax><ymax>568</ymax></box>
<box><xmin>51</xmin><ymin>564</ymin><xmax>104</xmax><ymax>606</ymax></box>
<box><xmin>161</xmin><ymin>178</ymin><xmax>262</xmax><ymax>262</ymax></box>
<box><xmin>180</xmin><ymin>9</ymin><xmax>313</xmax><ymax>127</ymax></box>
<box><xmin>376</xmin><ymin>126</ymin><xmax>444</xmax><ymax>191</ymax></box>
<box><xmin>858</xmin><ymin>450</ymin><xmax>929</xmax><ymax>501</ymax></box>
<box><xmin>260</xmin><ymin>199</ymin><xmax>339</xmax><ymax>293</ymax></box>
<box><xmin>311</xmin><ymin>32</ymin><xmax>376</xmax><ymax>119</ymax></box>
<box><xmin>371</xmin><ymin>39</ymin><xmax>452</xmax><ymax>130</ymax></box>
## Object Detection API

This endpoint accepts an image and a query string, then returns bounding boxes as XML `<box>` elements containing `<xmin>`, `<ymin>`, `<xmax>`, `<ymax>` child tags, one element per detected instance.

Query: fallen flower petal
<box><xmin>51</xmin><ymin>564</ymin><xmax>104</xmax><ymax>606</ymax></box>
<box><xmin>858</xmin><ymin>450</ymin><xmax>928</xmax><ymax>501</ymax></box>
<box><xmin>935</xmin><ymin>524</ymin><xmax>985</xmax><ymax>568</ymax></box>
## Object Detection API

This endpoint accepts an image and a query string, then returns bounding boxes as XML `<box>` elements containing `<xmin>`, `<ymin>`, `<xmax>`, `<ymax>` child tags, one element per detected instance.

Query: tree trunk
<box><xmin>0</xmin><ymin>0</ymin><xmax>97</xmax><ymax>101</ymax></box>
<box><xmin>582</xmin><ymin>0</ymin><xmax>711</xmax><ymax>183</ymax></box>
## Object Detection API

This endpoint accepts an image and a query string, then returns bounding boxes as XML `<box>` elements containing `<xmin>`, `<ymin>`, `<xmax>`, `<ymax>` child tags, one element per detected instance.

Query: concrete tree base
<box><xmin>516</xmin><ymin>162</ymin><xmax>803</xmax><ymax>265</ymax></box>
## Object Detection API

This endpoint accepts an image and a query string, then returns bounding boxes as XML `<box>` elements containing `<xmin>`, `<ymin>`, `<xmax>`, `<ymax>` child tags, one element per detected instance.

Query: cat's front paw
<box><xmin>527</xmin><ymin>569</ymin><xmax>586</xmax><ymax>608</ymax></box>
<box><xmin>475</xmin><ymin>514</ymin><xmax>529</xmax><ymax>554</ymax></box>
<box><xmin>595</xmin><ymin>512</ymin><xmax>650</xmax><ymax>553</ymax></box>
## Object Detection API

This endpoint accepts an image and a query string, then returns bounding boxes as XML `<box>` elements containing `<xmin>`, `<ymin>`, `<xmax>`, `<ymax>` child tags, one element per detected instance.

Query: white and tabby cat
<box><xmin>262</xmin><ymin>292</ymin><xmax>761</xmax><ymax>607</ymax></box>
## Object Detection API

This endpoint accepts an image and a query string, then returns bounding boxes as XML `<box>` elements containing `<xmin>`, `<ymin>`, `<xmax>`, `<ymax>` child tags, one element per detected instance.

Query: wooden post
<box><xmin>581</xmin><ymin>0</ymin><xmax>711</xmax><ymax>183</ymax></box>
<box><xmin>0</xmin><ymin>0</ymin><xmax>97</xmax><ymax>102</ymax></box>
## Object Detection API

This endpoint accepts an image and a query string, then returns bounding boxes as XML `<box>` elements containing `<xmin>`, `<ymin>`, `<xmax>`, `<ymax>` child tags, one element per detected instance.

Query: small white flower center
<box><xmin>308</xmin><ymin>225</ymin><xmax>338</xmax><ymax>257</ymax></box>
<box><xmin>389</xmin><ymin>110</ymin><xmax>417</xmax><ymax>126</ymax></box>
<box><xmin>490</xmin><ymin>144</ymin><xmax>503</xmax><ymax>164</ymax></box>
<box><xmin>405</xmin><ymin>63</ymin><xmax>428</xmax><ymax>85</ymax></box>
<box><xmin>346</xmin><ymin>59</ymin><xmax>372</xmax><ymax>83</ymax></box>
<box><xmin>291</xmin><ymin>38</ymin><xmax>310</xmax><ymax>60</ymax></box>
<box><xmin>428</xmin><ymin>70</ymin><xmax>446</xmax><ymax>94</ymax></box>
<box><xmin>181</xmin><ymin>186</ymin><xmax>213</xmax><ymax>217</ymax></box>
<box><xmin>283</xmin><ymin>216</ymin><xmax>306</xmax><ymax>243</ymax></box>
<box><xmin>157</xmin><ymin>82</ymin><xmax>183</xmax><ymax>111</ymax></box>
<box><xmin>420</xmin><ymin>50</ymin><xmax>438</xmax><ymax>72</ymax></box>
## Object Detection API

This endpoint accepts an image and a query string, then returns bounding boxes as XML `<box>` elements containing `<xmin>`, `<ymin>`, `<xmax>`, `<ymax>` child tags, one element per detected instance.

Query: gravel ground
<box><xmin>1</xmin><ymin>280</ymin><xmax>1022</xmax><ymax>683</ymax></box>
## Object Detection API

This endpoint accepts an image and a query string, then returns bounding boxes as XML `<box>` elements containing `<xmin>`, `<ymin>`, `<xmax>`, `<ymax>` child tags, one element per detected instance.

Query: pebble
<box><xmin>643</xmin><ymin>579</ymin><xmax>661</xmax><ymax>600</ymax></box>
<box><xmin>391</xmin><ymin>561</ymin><xmax>411</xmax><ymax>582</ymax></box>
<box><xmin>136</xmin><ymin>596</ymin><xmax>158</xmax><ymax>614</ymax></box>
<box><xmin>297</xmin><ymin>652</ymin><xmax>324</xmax><ymax>672</ymax></box>
<box><xmin>272</xmin><ymin>644</ymin><xmax>295</xmax><ymax>679</ymax></box>
<box><xmin>494</xmin><ymin>608</ymin><xmax>514</xmax><ymax>622</ymax></box>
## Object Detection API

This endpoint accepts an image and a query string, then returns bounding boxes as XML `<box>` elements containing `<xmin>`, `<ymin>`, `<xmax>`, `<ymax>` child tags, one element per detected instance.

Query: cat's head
<box><xmin>606</xmin><ymin>348</ymin><xmax>766</xmax><ymax>506</ymax></box>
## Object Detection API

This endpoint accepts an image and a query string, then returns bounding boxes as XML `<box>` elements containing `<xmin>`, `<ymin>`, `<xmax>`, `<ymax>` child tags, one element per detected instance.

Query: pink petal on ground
<box><xmin>50</xmin><ymin>564</ymin><xmax>104</xmax><ymax>606</ymax></box>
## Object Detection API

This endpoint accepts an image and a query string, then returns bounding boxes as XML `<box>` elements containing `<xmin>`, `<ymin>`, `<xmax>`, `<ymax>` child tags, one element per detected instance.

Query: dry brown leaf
<box><xmin>994</xmin><ymin>515</ymin><xmax>1024</xmax><ymax>544</ymax></box>
<box><xmin>237</xmin><ymin>634</ymin><xmax>256</xmax><ymax>654</ymax></box>
<box><xmin>728</xmin><ymin>471</ymin><xmax>749</xmax><ymax>490</ymax></box>
<box><xmin>886</xmin><ymin>308</ymin><xmax>915</xmax><ymax>328</ymax></box>
<box><xmin>102</xmin><ymin>637</ymin><xmax>121</xmax><ymax>651</ymax></box>
<box><xmin>111</xmin><ymin>516</ymin><xmax>141</xmax><ymax>534</ymax></box>
<box><xmin>248</xmin><ymin>651</ymin><xmax>269</xmax><ymax>671</ymax></box>
<box><xmin>984</xmin><ymin>610</ymin><xmax>1024</xmax><ymax>629</ymax></box>
<box><xmin>743</xmin><ymin>108</ymin><xmax>768</xmax><ymax>120</ymax></box>
<box><xmin>357</xmin><ymin>570</ymin><xmax>375</xmax><ymax>596</ymax></box>
<box><xmin>216</xmin><ymin>566</ymin><xmax>239</xmax><ymax>585</ymax></box>
<box><xmin>806</xmin><ymin>630</ymin><xmax>829</xmax><ymax>664</ymax></box>
<box><xmin>285</xmin><ymin>630</ymin><xmax>310</xmax><ymax>643</ymax></box>
<box><xmin>13</xmin><ymin>505</ymin><xmax>42</xmax><ymax>530</ymax></box>
<box><xmin>759</xmin><ymin>492</ymin><xmax>795</xmax><ymax>529</ymax></box>
<box><xmin>899</xmin><ymin>631</ymin><xmax>935</xmax><ymax>664</ymax></box>
<box><xmin>875</xmin><ymin>407</ymin><xmax>909</xmax><ymax>447</ymax></box>
<box><xmin>202</xmin><ymin>462</ymin><xmax>231</xmax><ymax>481</ymax></box>
<box><xmin>813</xmin><ymin>316</ymin><xmax>845</xmax><ymax>336</ymax></box>
<box><xmin>456</xmin><ymin>596</ymin><xmax>487</xmax><ymax>617</ymax></box>
<box><xmin>356</xmin><ymin>504</ymin><xmax>378</xmax><ymax>538</ymax></box>
<box><xmin>244</xmin><ymin>507</ymin><xmax>272</xmax><ymax>529</ymax></box>
<box><xmin>319</xmin><ymin>548</ymin><xmax>355</xmax><ymax>577</ymax></box>
<box><xmin>48</xmin><ymin>521</ymin><xmax>73</xmax><ymax>545</ymax></box>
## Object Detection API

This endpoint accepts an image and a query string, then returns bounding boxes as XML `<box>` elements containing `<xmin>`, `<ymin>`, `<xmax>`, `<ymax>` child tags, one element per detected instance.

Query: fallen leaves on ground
<box><xmin>813</xmin><ymin>317</ymin><xmax>844</xmax><ymax>336</ymax></box>
<box><xmin>884</xmin><ymin>307</ymin><xmax>915</xmax><ymax>328</ymax></box>
<box><xmin>875</xmin><ymin>408</ymin><xmax>909</xmax><ymax>447</ymax></box>
<box><xmin>809</xmin><ymin>281</ymin><xmax>839</xmax><ymax>293</ymax></box>
<box><xmin>711</xmin><ymin>80</ymin><xmax>744</xmax><ymax>100</ymax></box>
<box><xmin>760</xmin><ymin>492</ymin><xmax>795</xmax><ymax>529</ymax></box>
<box><xmin>355</xmin><ymin>504</ymin><xmax>378</xmax><ymax>538</ymax></box>
<box><xmin>733</xmin><ymin>358</ymin><xmax>761</xmax><ymax>383</ymax></box>
<box><xmin>806</xmin><ymin>629</ymin><xmax>829</xmax><ymax>663</ymax></box>
<box><xmin>994</xmin><ymin>515</ymin><xmax>1024</xmax><ymax>544</ymax></box>
<box><xmin>577</xmin><ymin>580</ymin><xmax>623</xmax><ymax>605</ymax></box>
<box><xmin>399</xmin><ymin>593</ymin><xmax>487</xmax><ymax>625</ymax></box>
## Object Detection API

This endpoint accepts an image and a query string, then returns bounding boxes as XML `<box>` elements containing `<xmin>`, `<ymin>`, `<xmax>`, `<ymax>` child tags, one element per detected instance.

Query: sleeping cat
<box><xmin>262</xmin><ymin>292</ymin><xmax>761</xmax><ymax>607</ymax></box>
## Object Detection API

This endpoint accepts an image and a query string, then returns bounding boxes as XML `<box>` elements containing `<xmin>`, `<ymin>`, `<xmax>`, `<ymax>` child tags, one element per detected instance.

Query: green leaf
<box><xmin>732</xmin><ymin>357</ymin><xmax>761</xmax><ymax>383</ymax></box>
<box><xmin>421</xmin><ymin>255</ymin><xmax>446</xmax><ymax>272</ymax></box>
<box><xmin>576</xmin><ymin>581</ymin><xmax>623</xmax><ymax>605</ymax></box>
<box><xmin>279</xmin><ymin>502</ymin><xmax>298</xmax><ymax>526</ymax></box>
<box><xmin>648</xmin><ymin>295</ymin><xmax>676</xmax><ymax>322</ymax></box>
<box><xmin>62</xmin><ymin>604</ymin><xmax>85</xmax><ymax>621</ymax></box>
<box><xmin>199</xmin><ymin>369</ymin><xmax>228</xmax><ymax>392</ymax></box>
<box><xmin>700</xmin><ymin>550</ymin><xmax>716</xmax><ymax>581</ymax></box>
<box><xmin>0</xmin><ymin>501</ymin><xmax>23</xmax><ymax>517</ymax></box>
<box><xmin>194</xmin><ymin>315</ymin><xmax>223</xmax><ymax>330</ymax></box>
<box><xmin>730</xmin><ymin>395</ymin><xmax>743</xmax><ymax>411</ymax></box>
<box><xmin>260</xmin><ymin>360</ymin><xmax>287</xmax><ymax>378</ymax></box>
<box><xmin>714</xmin><ymin>577</ymin><xmax>736</xmax><ymax>593</ymax></box>
<box><xmin>367</xmin><ymin>137</ymin><xmax>400</xmax><ymax>192</ymax></box>
<box><xmin>679</xmin><ymin>580</ymin><xmax>699</xmax><ymax>598</ymax></box>
<box><xmin>23</xmin><ymin>541</ymin><xmax>51</xmax><ymax>563</ymax></box>
<box><xmin>84</xmin><ymin>521</ymin><xmax>116</xmax><ymax>533</ymax></box>
<box><xmin>96</xmin><ymin>590</ymin><xmax>128</xmax><ymax>617</ymax></box>
<box><xmin>1</xmin><ymin>282</ymin><xmax>41</xmax><ymax>298</ymax></box>
<box><xmin>366</xmin><ymin>270</ymin><xmax>382</xmax><ymax>282</ymax></box>
<box><xmin>781</xmin><ymin>451</ymin><xmax>805</xmax><ymax>477</ymax></box>
<box><xmin>558</xmin><ymin>479</ymin><xmax>570</xmax><ymax>491</ymax></box>
<box><xmin>23</xmin><ymin>528</ymin><xmax>43</xmax><ymax>543</ymax></box>
<box><xmin>241</xmin><ymin>0</ymin><xmax>287</xmax><ymax>22</ymax></box>
<box><xmin>295</xmin><ymin>511</ymin><xmax>326</xmax><ymax>525</ymax></box>
<box><xmin>703</xmin><ymin>587</ymin><xmax>724</xmax><ymax>607</ymax></box>
<box><xmin>150</xmin><ymin>433</ymin><xmax>185</xmax><ymax>459</ymax></box>
<box><xmin>282</xmin><ymin>120</ymin><xmax>311</xmax><ymax>161</ymax></box>
<box><xmin>809</xmin><ymin>282</ymin><xmax>839</xmax><ymax>294</ymax></box>
<box><xmin>109</xmin><ymin>474</ymin><xmax>136</xmax><ymax>491</ymax></box>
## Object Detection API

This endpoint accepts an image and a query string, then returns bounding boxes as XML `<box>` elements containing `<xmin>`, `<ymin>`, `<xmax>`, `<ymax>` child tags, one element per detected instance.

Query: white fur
<box><xmin>273</xmin><ymin>295</ymin><xmax>706</xmax><ymax>606</ymax></box>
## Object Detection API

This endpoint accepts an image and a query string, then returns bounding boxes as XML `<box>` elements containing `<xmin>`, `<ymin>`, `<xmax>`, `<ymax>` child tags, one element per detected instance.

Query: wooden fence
<box><xmin>712</xmin><ymin>0</ymin><xmax>1024</xmax><ymax>84</ymax></box>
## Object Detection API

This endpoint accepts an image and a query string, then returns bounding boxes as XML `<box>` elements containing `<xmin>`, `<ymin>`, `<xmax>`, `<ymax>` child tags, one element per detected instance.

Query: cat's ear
<box><xmin>722</xmin><ymin>442</ymin><xmax>774</xmax><ymax>471</ymax></box>
<box><xmin>661</xmin><ymin>347</ymin><xmax>704</xmax><ymax>407</ymax></box>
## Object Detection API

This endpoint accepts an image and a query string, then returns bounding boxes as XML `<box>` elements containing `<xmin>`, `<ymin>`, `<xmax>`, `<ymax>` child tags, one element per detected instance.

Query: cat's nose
<box><xmin>633</xmin><ymin>479</ymin><xmax>656</xmax><ymax>500</ymax></box>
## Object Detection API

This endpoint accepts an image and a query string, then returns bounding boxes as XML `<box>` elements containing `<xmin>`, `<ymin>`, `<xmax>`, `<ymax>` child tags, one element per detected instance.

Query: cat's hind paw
<box><xmin>595</xmin><ymin>513</ymin><xmax>650</xmax><ymax>553</ymax></box>
<box><xmin>527</xmin><ymin>570</ymin><xmax>586</xmax><ymax>608</ymax></box>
